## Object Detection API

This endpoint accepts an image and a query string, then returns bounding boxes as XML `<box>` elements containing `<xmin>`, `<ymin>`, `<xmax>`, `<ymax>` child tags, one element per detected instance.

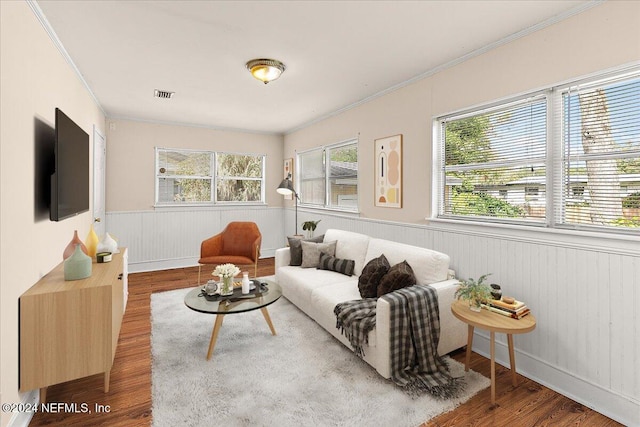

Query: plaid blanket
<box><xmin>334</xmin><ymin>298</ymin><xmax>377</xmax><ymax>357</ymax></box>
<box><xmin>334</xmin><ymin>285</ymin><xmax>463</xmax><ymax>398</ymax></box>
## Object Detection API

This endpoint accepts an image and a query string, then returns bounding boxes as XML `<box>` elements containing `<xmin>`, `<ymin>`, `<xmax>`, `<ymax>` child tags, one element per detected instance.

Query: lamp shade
<box><xmin>277</xmin><ymin>173</ymin><xmax>295</xmax><ymax>195</ymax></box>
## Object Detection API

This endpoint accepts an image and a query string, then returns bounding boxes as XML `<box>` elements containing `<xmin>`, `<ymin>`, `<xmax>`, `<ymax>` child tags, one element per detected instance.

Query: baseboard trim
<box><xmin>7</xmin><ymin>389</ymin><xmax>39</xmax><ymax>427</ymax></box>
<box><xmin>472</xmin><ymin>332</ymin><xmax>638</xmax><ymax>427</ymax></box>
<box><xmin>127</xmin><ymin>249</ymin><xmax>276</xmax><ymax>274</ymax></box>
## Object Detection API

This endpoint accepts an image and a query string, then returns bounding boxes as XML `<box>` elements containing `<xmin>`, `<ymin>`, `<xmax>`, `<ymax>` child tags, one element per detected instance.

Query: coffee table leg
<box><xmin>507</xmin><ymin>333</ymin><xmax>517</xmax><ymax>386</ymax></box>
<box><xmin>207</xmin><ymin>314</ymin><xmax>225</xmax><ymax>360</ymax></box>
<box><xmin>490</xmin><ymin>331</ymin><xmax>496</xmax><ymax>405</ymax></box>
<box><xmin>260</xmin><ymin>307</ymin><xmax>277</xmax><ymax>335</ymax></box>
<box><xmin>465</xmin><ymin>325</ymin><xmax>474</xmax><ymax>371</ymax></box>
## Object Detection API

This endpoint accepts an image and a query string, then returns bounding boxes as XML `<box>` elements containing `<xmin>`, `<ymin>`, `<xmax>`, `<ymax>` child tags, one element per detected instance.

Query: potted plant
<box><xmin>455</xmin><ymin>273</ymin><xmax>492</xmax><ymax>312</ymax></box>
<box><xmin>301</xmin><ymin>220</ymin><xmax>321</xmax><ymax>238</ymax></box>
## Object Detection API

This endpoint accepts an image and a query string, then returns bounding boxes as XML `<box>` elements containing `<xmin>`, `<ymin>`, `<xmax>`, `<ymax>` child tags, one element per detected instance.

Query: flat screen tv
<box><xmin>50</xmin><ymin>108</ymin><xmax>90</xmax><ymax>221</ymax></box>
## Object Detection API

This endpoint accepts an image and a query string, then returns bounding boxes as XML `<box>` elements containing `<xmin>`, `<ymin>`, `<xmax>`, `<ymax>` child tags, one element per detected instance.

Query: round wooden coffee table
<box><xmin>184</xmin><ymin>279</ymin><xmax>281</xmax><ymax>360</ymax></box>
<box><xmin>451</xmin><ymin>299</ymin><xmax>536</xmax><ymax>405</ymax></box>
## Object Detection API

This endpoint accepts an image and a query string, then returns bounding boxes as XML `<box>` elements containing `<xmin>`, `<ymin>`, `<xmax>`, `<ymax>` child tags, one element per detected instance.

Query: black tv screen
<box><xmin>50</xmin><ymin>108</ymin><xmax>90</xmax><ymax>221</ymax></box>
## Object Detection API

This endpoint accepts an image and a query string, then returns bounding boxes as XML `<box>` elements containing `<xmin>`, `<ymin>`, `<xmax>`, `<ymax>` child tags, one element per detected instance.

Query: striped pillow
<box><xmin>317</xmin><ymin>252</ymin><xmax>355</xmax><ymax>276</ymax></box>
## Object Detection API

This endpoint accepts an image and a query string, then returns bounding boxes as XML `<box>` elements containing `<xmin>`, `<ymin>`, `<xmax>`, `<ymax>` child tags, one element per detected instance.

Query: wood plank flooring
<box><xmin>30</xmin><ymin>259</ymin><xmax>620</xmax><ymax>427</ymax></box>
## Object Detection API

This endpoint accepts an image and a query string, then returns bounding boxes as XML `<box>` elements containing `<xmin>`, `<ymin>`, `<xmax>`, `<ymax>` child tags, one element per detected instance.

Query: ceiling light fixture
<box><xmin>246</xmin><ymin>58</ymin><xmax>286</xmax><ymax>84</ymax></box>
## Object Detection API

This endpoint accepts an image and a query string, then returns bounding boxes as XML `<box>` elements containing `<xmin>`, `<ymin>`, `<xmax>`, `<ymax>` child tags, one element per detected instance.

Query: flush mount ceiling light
<box><xmin>245</xmin><ymin>58</ymin><xmax>286</xmax><ymax>84</ymax></box>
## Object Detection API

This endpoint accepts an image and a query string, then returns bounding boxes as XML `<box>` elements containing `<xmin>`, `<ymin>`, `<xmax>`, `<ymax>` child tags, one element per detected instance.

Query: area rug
<box><xmin>151</xmin><ymin>286</ymin><xmax>489</xmax><ymax>427</ymax></box>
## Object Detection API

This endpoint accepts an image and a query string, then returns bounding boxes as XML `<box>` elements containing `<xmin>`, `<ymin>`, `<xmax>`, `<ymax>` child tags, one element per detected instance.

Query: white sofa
<box><xmin>275</xmin><ymin>229</ymin><xmax>467</xmax><ymax>379</ymax></box>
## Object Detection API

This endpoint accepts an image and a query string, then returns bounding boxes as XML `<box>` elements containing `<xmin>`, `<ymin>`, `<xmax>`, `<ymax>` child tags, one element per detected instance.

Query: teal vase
<box><xmin>64</xmin><ymin>244</ymin><xmax>92</xmax><ymax>281</ymax></box>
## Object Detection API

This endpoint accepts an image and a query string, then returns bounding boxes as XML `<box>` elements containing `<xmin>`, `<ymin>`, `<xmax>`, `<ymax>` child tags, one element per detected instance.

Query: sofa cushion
<box><xmin>358</xmin><ymin>254</ymin><xmax>390</xmax><ymax>298</ymax></box>
<box><xmin>287</xmin><ymin>234</ymin><xmax>324</xmax><ymax>266</ymax></box>
<box><xmin>377</xmin><ymin>260</ymin><xmax>417</xmax><ymax>297</ymax></box>
<box><xmin>300</xmin><ymin>240</ymin><xmax>337</xmax><ymax>268</ymax></box>
<box><xmin>317</xmin><ymin>253</ymin><xmax>355</xmax><ymax>276</ymax></box>
<box><xmin>324</xmin><ymin>229</ymin><xmax>370</xmax><ymax>276</ymax></box>
<box><xmin>277</xmin><ymin>266</ymin><xmax>354</xmax><ymax>312</ymax></box>
<box><xmin>365</xmin><ymin>238</ymin><xmax>449</xmax><ymax>285</ymax></box>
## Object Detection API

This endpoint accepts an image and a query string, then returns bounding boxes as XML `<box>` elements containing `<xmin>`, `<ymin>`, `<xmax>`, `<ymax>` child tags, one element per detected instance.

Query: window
<box><xmin>440</xmin><ymin>96</ymin><xmax>547</xmax><ymax>223</ymax></box>
<box><xmin>436</xmin><ymin>68</ymin><xmax>640</xmax><ymax>232</ymax></box>
<box><xmin>297</xmin><ymin>139</ymin><xmax>358</xmax><ymax>211</ymax></box>
<box><xmin>155</xmin><ymin>148</ymin><xmax>265</xmax><ymax>205</ymax></box>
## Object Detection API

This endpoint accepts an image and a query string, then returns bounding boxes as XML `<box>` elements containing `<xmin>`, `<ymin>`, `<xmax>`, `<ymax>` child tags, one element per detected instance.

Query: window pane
<box><xmin>328</xmin><ymin>143</ymin><xmax>358</xmax><ymax>209</ymax></box>
<box><xmin>216</xmin><ymin>179</ymin><xmax>262</xmax><ymax>202</ymax></box>
<box><xmin>158</xmin><ymin>177</ymin><xmax>211</xmax><ymax>203</ymax></box>
<box><xmin>442</xmin><ymin>97</ymin><xmax>547</xmax><ymax>223</ymax></box>
<box><xmin>444</xmin><ymin>165</ymin><xmax>545</xmax><ymax>221</ymax></box>
<box><xmin>299</xmin><ymin>149</ymin><xmax>325</xmax><ymax>205</ymax></box>
<box><xmin>158</xmin><ymin>150</ymin><xmax>211</xmax><ymax>176</ymax></box>
<box><xmin>217</xmin><ymin>153</ymin><xmax>263</xmax><ymax>178</ymax></box>
<box><xmin>562</xmin><ymin>76</ymin><xmax>640</xmax><ymax>229</ymax></box>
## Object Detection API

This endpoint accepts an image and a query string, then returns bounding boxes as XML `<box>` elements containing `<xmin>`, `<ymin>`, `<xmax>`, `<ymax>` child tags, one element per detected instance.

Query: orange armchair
<box><xmin>198</xmin><ymin>222</ymin><xmax>262</xmax><ymax>284</ymax></box>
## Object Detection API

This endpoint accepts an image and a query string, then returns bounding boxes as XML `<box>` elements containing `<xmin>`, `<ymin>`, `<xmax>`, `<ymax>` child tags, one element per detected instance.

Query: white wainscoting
<box><xmin>286</xmin><ymin>208</ymin><xmax>639</xmax><ymax>427</ymax></box>
<box><xmin>105</xmin><ymin>206</ymin><xmax>284</xmax><ymax>273</ymax></box>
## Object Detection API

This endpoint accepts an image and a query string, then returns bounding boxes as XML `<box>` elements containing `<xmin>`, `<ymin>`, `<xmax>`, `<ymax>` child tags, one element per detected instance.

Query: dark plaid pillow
<box><xmin>377</xmin><ymin>260</ymin><xmax>417</xmax><ymax>297</ymax></box>
<box><xmin>317</xmin><ymin>252</ymin><xmax>355</xmax><ymax>276</ymax></box>
<box><xmin>287</xmin><ymin>234</ymin><xmax>324</xmax><ymax>266</ymax></box>
<box><xmin>358</xmin><ymin>254</ymin><xmax>390</xmax><ymax>298</ymax></box>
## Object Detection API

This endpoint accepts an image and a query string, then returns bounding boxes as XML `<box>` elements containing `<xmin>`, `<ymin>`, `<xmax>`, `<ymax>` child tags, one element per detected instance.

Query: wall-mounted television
<box><xmin>50</xmin><ymin>108</ymin><xmax>89</xmax><ymax>221</ymax></box>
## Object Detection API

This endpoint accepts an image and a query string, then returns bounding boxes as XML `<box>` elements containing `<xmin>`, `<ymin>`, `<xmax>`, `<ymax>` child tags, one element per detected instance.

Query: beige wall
<box><xmin>0</xmin><ymin>2</ymin><xmax>105</xmax><ymax>426</ymax></box>
<box><xmin>105</xmin><ymin>119</ymin><xmax>283</xmax><ymax>212</ymax></box>
<box><xmin>284</xmin><ymin>0</ymin><xmax>640</xmax><ymax>224</ymax></box>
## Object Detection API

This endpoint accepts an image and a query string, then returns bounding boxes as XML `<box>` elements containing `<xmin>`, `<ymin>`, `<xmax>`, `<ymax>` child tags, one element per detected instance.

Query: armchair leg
<box><xmin>198</xmin><ymin>264</ymin><xmax>202</xmax><ymax>286</ymax></box>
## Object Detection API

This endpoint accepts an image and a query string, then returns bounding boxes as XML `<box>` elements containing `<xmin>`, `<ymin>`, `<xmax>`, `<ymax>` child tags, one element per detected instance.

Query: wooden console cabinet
<box><xmin>19</xmin><ymin>248</ymin><xmax>128</xmax><ymax>397</ymax></box>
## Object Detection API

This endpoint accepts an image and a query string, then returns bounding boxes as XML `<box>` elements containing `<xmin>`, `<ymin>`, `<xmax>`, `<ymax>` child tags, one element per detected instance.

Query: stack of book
<box><xmin>483</xmin><ymin>298</ymin><xmax>530</xmax><ymax>319</ymax></box>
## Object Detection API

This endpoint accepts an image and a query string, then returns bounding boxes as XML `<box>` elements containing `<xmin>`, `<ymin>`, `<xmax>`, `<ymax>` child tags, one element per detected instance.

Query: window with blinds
<box><xmin>435</xmin><ymin>67</ymin><xmax>640</xmax><ymax>233</ymax></box>
<box><xmin>440</xmin><ymin>96</ymin><xmax>547</xmax><ymax>223</ymax></box>
<box><xmin>560</xmin><ymin>74</ymin><xmax>640</xmax><ymax>229</ymax></box>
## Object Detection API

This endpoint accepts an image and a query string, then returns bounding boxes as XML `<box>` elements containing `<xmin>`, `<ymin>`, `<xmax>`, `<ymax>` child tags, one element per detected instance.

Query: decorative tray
<box><xmin>200</xmin><ymin>280</ymin><xmax>269</xmax><ymax>302</ymax></box>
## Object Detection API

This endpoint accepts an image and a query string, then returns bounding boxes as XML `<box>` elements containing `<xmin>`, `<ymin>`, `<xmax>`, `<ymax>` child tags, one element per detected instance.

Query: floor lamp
<box><xmin>277</xmin><ymin>173</ymin><xmax>299</xmax><ymax>235</ymax></box>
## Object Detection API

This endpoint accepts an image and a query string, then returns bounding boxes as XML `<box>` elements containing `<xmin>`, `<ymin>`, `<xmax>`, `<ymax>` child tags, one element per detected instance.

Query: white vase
<box><xmin>242</xmin><ymin>272</ymin><xmax>250</xmax><ymax>294</ymax></box>
<box><xmin>97</xmin><ymin>232</ymin><xmax>118</xmax><ymax>253</ymax></box>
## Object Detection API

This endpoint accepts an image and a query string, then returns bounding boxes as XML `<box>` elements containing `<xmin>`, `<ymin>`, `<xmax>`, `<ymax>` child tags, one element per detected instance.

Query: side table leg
<box><xmin>464</xmin><ymin>324</ymin><xmax>474</xmax><ymax>371</ymax></box>
<box><xmin>207</xmin><ymin>314</ymin><xmax>225</xmax><ymax>360</ymax></box>
<box><xmin>507</xmin><ymin>334</ymin><xmax>517</xmax><ymax>386</ymax></box>
<box><xmin>261</xmin><ymin>307</ymin><xmax>277</xmax><ymax>335</ymax></box>
<box><xmin>104</xmin><ymin>370</ymin><xmax>110</xmax><ymax>393</ymax></box>
<box><xmin>490</xmin><ymin>331</ymin><xmax>496</xmax><ymax>405</ymax></box>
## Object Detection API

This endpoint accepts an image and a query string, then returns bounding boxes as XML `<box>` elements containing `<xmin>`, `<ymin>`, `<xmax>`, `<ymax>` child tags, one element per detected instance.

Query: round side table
<box><xmin>451</xmin><ymin>299</ymin><xmax>536</xmax><ymax>405</ymax></box>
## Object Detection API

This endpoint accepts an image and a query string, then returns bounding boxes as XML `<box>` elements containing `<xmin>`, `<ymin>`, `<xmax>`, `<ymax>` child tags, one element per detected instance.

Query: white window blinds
<box><xmin>441</xmin><ymin>96</ymin><xmax>547</xmax><ymax>222</ymax></box>
<box><xmin>560</xmin><ymin>74</ymin><xmax>640</xmax><ymax>229</ymax></box>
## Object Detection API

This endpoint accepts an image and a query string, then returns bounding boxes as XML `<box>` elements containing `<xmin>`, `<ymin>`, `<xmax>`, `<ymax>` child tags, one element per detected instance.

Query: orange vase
<box><xmin>85</xmin><ymin>224</ymin><xmax>99</xmax><ymax>258</ymax></box>
<box><xmin>63</xmin><ymin>230</ymin><xmax>88</xmax><ymax>260</ymax></box>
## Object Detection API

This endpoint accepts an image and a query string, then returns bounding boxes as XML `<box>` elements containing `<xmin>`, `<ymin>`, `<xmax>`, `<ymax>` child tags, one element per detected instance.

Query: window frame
<box><xmin>296</xmin><ymin>138</ymin><xmax>359</xmax><ymax>213</ymax></box>
<box><xmin>433</xmin><ymin>66</ymin><xmax>640</xmax><ymax>235</ymax></box>
<box><xmin>155</xmin><ymin>147</ymin><xmax>266</xmax><ymax>207</ymax></box>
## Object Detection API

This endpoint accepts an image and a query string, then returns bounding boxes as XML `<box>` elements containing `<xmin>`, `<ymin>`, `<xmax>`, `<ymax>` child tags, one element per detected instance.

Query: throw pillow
<box><xmin>358</xmin><ymin>254</ymin><xmax>390</xmax><ymax>298</ymax></box>
<box><xmin>300</xmin><ymin>240</ymin><xmax>337</xmax><ymax>268</ymax></box>
<box><xmin>288</xmin><ymin>234</ymin><xmax>324</xmax><ymax>266</ymax></box>
<box><xmin>377</xmin><ymin>260</ymin><xmax>417</xmax><ymax>297</ymax></box>
<box><xmin>317</xmin><ymin>253</ymin><xmax>355</xmax><ymax>276</ymax></box>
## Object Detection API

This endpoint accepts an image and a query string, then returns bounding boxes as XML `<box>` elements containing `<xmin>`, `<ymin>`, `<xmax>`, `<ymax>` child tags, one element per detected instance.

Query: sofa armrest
<box><xmin>275</xmin><ymin>247</ymin><xmax>291</xmax><ymax>271</ymax></box>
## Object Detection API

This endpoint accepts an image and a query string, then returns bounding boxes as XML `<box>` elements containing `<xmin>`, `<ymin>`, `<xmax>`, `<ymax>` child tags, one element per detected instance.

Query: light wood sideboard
<box><xmin>19</xmin><ymin>248</ymin><xmax>128</xmax><ymax>399</ymax></box>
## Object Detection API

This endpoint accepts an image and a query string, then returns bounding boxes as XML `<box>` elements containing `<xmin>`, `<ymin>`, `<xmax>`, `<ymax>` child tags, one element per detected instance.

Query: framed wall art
<box><xmin>283</xmin><ymin>158</ymin><xmax>294</xmax><ymax>200</ymax></box>
<box><xmin>374</xmin><ymin>134</ymin><xmax>402</xmax><ymax>208</ymax></box>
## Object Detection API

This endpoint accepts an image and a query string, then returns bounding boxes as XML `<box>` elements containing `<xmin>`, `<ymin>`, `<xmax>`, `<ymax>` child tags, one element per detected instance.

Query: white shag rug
<box><xmin>151</xmin><ymin>286</ymin><xmax>489</xmax><ymax>427</ymax></box>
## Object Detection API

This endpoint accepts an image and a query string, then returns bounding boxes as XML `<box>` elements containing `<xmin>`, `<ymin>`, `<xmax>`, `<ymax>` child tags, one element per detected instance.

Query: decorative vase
<box><xmin>85</xmin><ymin>225</ymin><xmax>99</xmax><ymax>258</ymax></box>
<box><xmin>64</xmin><ymin>244</ymin><xmax>92</xmax><ymax>281</ymax></box>
<box><xmin>241</xmin><ymin>272</ymin><xmax>250</xmax><ymax>294</ymax></box>
<box><xmin>490</xmin><ymin>284</ymin><xmax>502</xmax><ymax>300</ymax></box>
<box><xmin>220</xmin><ymin>276</ymin><xmax>234</xmax><ymax>296</ymax></box>
<box><xmin>97</xmin><ymin>232</ymin><xmax>118</xmax><ymax>254</ymax></box>
<box><xmin>63</xmin><ymin>230</ymin><xmax>88</xmax><ymax>260</ymax></box>
<box><xmin>306</xmin><ymin>229</ymin><xmax>314</xmax><ymax>239</ymax></box>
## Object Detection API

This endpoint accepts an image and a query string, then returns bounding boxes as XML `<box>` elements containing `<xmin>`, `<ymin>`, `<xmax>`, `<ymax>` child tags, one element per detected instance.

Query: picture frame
<box><xmin>283</xmin><ymin>158</ymin><xmax>294</xmax><ymax>200</ymax></box>
<box><xmin>374</xmin><ymin>134</ymin><xmax>402</xmax><ymax>208</ymax></box>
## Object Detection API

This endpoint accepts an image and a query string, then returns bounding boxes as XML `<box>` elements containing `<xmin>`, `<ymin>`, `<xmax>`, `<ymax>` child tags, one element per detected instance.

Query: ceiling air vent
<box><xmin>154</xmin><ymin>89</ymin><xmax>174</xmax><ymax>99</ymax></box>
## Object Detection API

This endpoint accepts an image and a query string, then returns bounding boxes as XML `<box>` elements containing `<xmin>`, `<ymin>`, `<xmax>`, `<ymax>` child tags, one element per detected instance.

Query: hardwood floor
<box><xmin>30</xmin><ymin>259</ymin><xmax>620</xmax><ymax>427</ymax></box>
